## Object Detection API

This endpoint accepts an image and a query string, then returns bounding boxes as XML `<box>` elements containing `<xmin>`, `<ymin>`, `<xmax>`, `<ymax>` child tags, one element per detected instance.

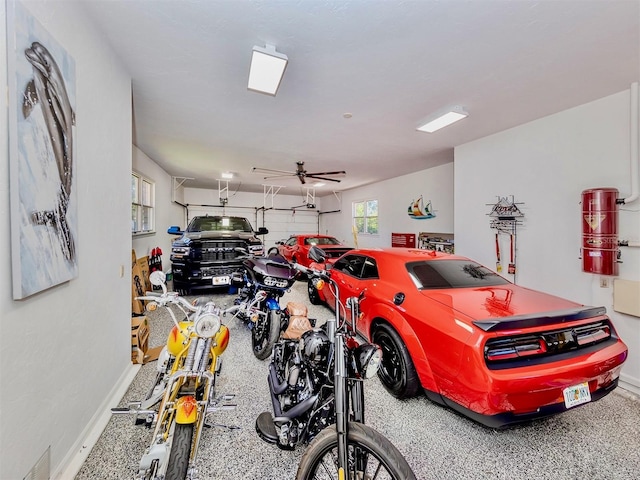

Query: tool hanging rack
<box><xmin>487</xmin><ymin>196</ymin><xmax>525</xmax><ymax>281</ymax></box>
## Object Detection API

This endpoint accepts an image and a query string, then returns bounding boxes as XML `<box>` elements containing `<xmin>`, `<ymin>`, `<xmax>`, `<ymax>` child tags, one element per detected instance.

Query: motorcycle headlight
<box><xmin>354</xmin><ymin>344</ymin><xmax>382</xmax><ymax>379</ymax></box>
<box><xmin>194</xmin><ymin>313</ymin><xmax>221</xmax><ymax>338</ymax></box>
<box><xmin>263</xmin><ymin>276</ymin><xmax>289</xmax><ymax>288</ymax></box>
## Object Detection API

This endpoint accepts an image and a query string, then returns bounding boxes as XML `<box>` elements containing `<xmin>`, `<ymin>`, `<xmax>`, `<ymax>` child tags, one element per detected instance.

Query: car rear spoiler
<box><xmin>472</xmin><ymin>306</ymin><xmax>607</xmax><ymax>332</ymax></box>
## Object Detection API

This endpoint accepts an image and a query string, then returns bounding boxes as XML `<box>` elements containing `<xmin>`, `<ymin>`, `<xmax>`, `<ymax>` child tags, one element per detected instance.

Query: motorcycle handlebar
<box><xmin>293</xmin><ymin>262</ymin><xmax>331</xmax><ymax>281</ymax></box>
<box><xmin>135</xmin><ymin>293</ymin><xmax>197</xmax><ymax>311</ymax></box>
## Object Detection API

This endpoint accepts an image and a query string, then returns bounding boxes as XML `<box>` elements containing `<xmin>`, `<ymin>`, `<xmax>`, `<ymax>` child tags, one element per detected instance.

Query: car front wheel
<box><xmin>373</xmin><ymin>323</ymin><xmax>420</xmax><ymax>399</ymax></box>
<box><xmin>307</xmin><ymin>279</ymin><xmax>322</xmax><ymax>305</ymax></box>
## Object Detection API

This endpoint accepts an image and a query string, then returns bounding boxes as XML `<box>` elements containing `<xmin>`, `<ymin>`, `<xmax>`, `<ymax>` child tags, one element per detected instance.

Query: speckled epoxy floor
<box><xmin>75</xmin><ymin>282</ymin><xmax>640</xmax><ymax>480</ymax></box>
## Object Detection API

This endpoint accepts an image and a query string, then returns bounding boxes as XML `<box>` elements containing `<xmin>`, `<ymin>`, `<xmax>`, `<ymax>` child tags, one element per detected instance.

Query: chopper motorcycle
<box><xmin>112</xmin><ymin>271</ymin><xmax>235</xmax><ymax>480</ymax></box>
<box><xmin>255</xmin><ymin>247</ymin><xmax>416</xmax><ymax>480</ymax></box>
<box><xmin>226</xmin><ymin>249</ymin><xmax>298</xmax><ymax>360</ymax></box>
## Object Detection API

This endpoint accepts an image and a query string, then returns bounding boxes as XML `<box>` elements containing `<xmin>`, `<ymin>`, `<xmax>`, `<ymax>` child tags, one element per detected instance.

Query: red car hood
<box><xmin>420</xmin><ymin>285</ymin><xmax>604</xmax><ymax>330</ymax></box>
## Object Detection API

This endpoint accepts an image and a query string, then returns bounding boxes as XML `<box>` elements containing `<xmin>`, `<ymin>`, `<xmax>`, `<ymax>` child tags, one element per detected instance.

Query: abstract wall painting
<box><xmin>7</xmin><ymin>0</ymin><xmax>77</xmax><ymax>299</ymax></box>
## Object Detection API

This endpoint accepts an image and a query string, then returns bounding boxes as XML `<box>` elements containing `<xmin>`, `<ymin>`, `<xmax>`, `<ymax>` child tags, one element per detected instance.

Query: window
<box><xmin>353</xmin><ymin>200</ymin><xmax>378</xmax><ymax>235</ymax></box>
<box><xmin>304</xmin><ymin>236</ymin><xmax>340</xmax><ymax>246</ymax></box>
<box><xmin>333</xmin><ymin>254</ymin><xmax>378</xmax><ymax>279</ymax></box>
<box><xmin>132</xmin><ymin>173</ymin><xmax>155</xmax><ymax>234</ymax></box>
<box><xmin>406</xmin><ymin>260</ymin><xmax>509</xmax><ymax>289</ymax></box>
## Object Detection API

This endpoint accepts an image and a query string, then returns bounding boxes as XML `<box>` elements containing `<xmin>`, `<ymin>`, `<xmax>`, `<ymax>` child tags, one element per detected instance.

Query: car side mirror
<box><xmin>308</xmin><ymin>245</ymin><xmax>327</xmax><ymax>263</ymax></box>
<box><xmin>167</xmin><ymin>226</ymin><xmax>183</xmax><ymax>235</ymax></box>
<box><xmin>256</xmin><ymin>227</ymin><xmax>269</xmax><ymax>235</ymax></box>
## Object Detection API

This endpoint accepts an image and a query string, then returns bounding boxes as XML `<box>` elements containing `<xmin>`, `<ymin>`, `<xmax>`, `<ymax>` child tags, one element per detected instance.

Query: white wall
<box><xmin>0</xmin><ymin>2</ymin><xmax>132</xmax><ymax>479</ymax></box>
<box><xmin>455</xmin><ymin>89</ymin><xmax>640</xmax><ymax>394</ymax></box>
<box><xmin>132</xmin><ymin>146</ymin><xmax>184</xmax><ymax>267</ymax></box>
<box><xmin>321</xmin><ymin>163</ymin><xmax>455</xmax><ymax>248</ymax></box>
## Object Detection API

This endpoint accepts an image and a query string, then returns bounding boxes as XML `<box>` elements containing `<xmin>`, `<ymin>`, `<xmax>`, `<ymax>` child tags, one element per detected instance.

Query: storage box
<box><xmin>137</xmin><ymin>256</ymin><xmax>152</xmax><ymax>293</ymax></box>
<box><xmin>132</xmin><ymin>250</ymin><xmax>145</xmax><ymax>315</ymax></box>
<box><xmin>131</xmin><ymin>316</ymin><xmax>149</xmax><ymax>364</ymax></box>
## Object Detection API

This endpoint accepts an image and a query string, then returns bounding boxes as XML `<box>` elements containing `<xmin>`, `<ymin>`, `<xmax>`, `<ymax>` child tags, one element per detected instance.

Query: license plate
<box><xmin>212</xmin><ymin>276</ymin><xmax>230</xmax><ymax>286</ymax></box>
<box><xmin>563</xmin><ymin>382</ymin><xmax>591</xmax><ymax>409</ymax></box>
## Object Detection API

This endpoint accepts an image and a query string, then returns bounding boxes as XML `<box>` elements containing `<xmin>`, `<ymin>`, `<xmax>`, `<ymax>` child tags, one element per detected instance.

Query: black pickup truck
<box><xmin>168</xmin><ymin>215</ymin><xmax>268</xmax><ymax>294</ymax></box>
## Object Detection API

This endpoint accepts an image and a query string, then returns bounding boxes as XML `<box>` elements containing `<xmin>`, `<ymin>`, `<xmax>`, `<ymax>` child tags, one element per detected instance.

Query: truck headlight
<box><xmin>172</xmin><ymin>246</ymin><xmax>190</xmax><ymax>258</ymax></box>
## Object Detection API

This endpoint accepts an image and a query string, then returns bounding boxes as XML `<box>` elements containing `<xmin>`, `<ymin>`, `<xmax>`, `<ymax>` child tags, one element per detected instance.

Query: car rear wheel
<box><xmin>373</xmin><ymin>323</ymin><xmax>420</xmax><ymax>399</ymax></box>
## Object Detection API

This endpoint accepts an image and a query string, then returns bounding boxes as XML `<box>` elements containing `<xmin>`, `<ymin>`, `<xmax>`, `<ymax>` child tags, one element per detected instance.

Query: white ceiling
<box><xmin>81</xmin><ymin>0</ymin><xmax>639</xmax><ymax>195</ymax></box>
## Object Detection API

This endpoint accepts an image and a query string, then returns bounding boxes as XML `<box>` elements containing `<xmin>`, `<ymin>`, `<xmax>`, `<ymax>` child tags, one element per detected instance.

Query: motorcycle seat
<box><xmin>286</xmin><ymin>302</ymin><xmax>308</xmax><ymax>317</ymax></box>
<box><xmin>281</xmin><ymin>315</ymin><xmax>313</xmax><ymax>340</ymax></box>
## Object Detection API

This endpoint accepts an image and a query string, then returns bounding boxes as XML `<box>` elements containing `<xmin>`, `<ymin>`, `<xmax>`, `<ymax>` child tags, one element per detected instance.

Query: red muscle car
<box><xmin>271</xmin><ymin>234</ymin><xmax>352</xmax><ymax>268</ymax></box>
<box><xmin>308</xmin><ymin>247</ymin><xmax>628</xmax><ymax>428</ymax></box>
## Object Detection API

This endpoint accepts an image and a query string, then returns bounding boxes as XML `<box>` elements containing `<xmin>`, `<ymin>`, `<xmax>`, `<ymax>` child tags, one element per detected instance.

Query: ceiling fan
<box><xmin>252</xmin><ymin>161</ymin><xmax>346</xmax><ymax>184</ymax></box>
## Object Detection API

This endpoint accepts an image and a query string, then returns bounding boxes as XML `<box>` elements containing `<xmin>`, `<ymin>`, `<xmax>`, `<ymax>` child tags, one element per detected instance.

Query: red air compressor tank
<box><xmin>581</xmin><ymin>188</ymin><xmax>619</xmax><ymax>276</ymax></box>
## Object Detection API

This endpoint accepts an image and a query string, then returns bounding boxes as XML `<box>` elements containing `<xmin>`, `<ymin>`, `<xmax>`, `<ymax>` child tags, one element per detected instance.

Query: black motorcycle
<box><xmin>256</xmin><ymin>246</ymin><xmax>416</xmax><ymax>480</ymax></box>
<box><xmin>226</xmin><ymin>250</ymin><xmax>298</xmax><ymax>360</ymax></box>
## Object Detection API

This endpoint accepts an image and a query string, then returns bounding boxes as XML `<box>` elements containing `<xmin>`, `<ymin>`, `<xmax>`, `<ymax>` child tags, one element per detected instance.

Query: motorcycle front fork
<box><xmin>334</xmin><ymin>334</ymin><xmax>366</xmax><ymax>475</ymax></box>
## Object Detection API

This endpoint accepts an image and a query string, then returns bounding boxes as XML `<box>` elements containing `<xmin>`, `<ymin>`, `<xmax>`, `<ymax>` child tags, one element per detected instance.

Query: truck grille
<box><xmin>195</xmin><ymin>240</ymin><xmax>245</xmax><ymax>261</ymax></box>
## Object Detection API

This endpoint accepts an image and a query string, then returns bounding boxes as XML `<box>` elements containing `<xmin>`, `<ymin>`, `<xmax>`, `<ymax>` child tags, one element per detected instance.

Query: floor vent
<box><xmin>23</xmin><ymin>446</ymin><xmax>50</xmax><ymax>480</ymax></box>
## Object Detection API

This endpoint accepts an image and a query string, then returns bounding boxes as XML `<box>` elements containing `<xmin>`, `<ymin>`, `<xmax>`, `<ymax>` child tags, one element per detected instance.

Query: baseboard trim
<box><xmin>619</xmin><ymin>372</ymin><xmax>640</xmax><ymax>398</ymax></box>
<box><xmin>52</xmin><ymin>363</ymin><xmax>141</xmax><ymax>480</ymax></box>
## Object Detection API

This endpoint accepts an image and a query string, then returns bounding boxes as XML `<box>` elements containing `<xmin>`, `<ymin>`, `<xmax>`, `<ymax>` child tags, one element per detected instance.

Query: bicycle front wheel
<box><xmin>295</xmin><ymin>422</ymin><xmax>416</xmax><ymax>480</ymax></box>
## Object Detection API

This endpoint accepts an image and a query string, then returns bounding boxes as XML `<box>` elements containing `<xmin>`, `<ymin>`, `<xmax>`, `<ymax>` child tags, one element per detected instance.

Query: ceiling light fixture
<box><xmin>221</xmin><ymin>172</ymin><xmax>233</xmax><ymax>179</ymax></box>
<box><xmin>313</xmin><ymin>182</ymin><xmax>325</xmax><ymax>187</ymax></box>
<box><xmin>416</xmin><ymin>105</ymin><xmax>468</xmax><ymax>133</ymax></box>
<box><xmin>248</xmin><ymin>44</ymin><xmax>288</xmax><ymax>96</ymax></box>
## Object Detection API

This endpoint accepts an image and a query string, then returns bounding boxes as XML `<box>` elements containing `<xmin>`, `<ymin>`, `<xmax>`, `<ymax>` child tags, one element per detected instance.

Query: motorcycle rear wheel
<box><xmin>295</xmin><ymin>422</ymin><xmax>416</xmax><ymax>480</ymax></box>
<box><xmin>165</xmin><ymin>423</ymin><xmax>193</xmax><ymax>480</ymax></box>
<box><xmin>252</xmin><ymin>309</ymin><xmax>280</xmax><ymax>360</ymax></box>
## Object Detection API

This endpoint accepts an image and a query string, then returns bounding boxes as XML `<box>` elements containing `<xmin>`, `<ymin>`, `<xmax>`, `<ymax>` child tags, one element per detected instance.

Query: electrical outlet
<box><xmin>600</xmin><ymin>277</ymin><xmax>610</xmax><ymax>288</ymax></box>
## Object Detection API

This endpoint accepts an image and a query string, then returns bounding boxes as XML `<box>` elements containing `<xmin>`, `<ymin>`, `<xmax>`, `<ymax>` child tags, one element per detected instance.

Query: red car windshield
<box><xmin>304</xmin><ymin>237</ymin><xmax>341</xmax><ymax>246</ymax></box>
<box><xmin>407</xmin><ymin>260</ymin><xmax>509</xmax><ymax>289</ymax></box>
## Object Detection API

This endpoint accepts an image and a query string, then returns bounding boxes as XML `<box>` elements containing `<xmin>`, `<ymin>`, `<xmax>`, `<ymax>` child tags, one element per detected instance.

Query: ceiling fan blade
<box><xmin>306</xmin><ymin>171</ymin><xmax>346</xmax><ymax>176</ymax></box>
<box><xmin>252</xmin><ymin>167</ymin><xmax>296</xmax><ymax>175</ymax></box>
<box><xmin>261</xmin><ymin>173</ymin><xmax>297</xmax><ymax>179</ymax></box>
<box><xmin>306</xmin><ymin>175</ymin><xmax>342</xmax><ymax>183</ymax></box>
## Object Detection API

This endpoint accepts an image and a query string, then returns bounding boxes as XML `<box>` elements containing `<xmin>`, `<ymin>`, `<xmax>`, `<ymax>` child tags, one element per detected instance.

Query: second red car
<box><xmin>271</xmin><ymin>234</ymin><xmax>352</xmax><ymax>268</ymax></box>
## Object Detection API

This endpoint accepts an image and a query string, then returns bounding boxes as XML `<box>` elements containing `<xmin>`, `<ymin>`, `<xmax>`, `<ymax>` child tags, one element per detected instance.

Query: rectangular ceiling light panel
<box><xmin>248</xmin><ymin>44</ymin><xmax>288</xmax><ymax>96</ymax></box>
<box><xmin>417</xmin><ymin>106</ymin><xmax>468</xmax><ymax>133</ymax></box>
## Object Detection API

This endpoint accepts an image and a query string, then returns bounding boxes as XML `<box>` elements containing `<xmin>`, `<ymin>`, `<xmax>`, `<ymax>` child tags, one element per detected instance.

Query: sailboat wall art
<box><xmin>407</xmin><ymin>196</ymin><xmax>436</xmax><ymax>219</ymax></box>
